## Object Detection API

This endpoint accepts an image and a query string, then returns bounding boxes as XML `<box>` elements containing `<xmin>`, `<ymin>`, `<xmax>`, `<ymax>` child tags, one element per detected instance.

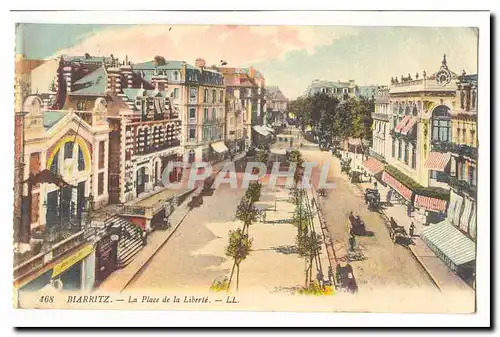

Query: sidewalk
<box><xmin>96</xmin><ymin>154</ymin><xmax>246</xmax><ymax>293</ymax></box>
<box><xmin>333</xmin><ymin>156</ymin><xmax>473</xmax><ymax>294</ymax></box>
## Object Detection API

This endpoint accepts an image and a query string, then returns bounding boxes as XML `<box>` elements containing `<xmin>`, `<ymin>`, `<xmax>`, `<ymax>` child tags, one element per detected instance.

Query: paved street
<box><xmin>301</xmin><ymin>146</ymin><xmax>439</xmax><ymax>293</ymax></box>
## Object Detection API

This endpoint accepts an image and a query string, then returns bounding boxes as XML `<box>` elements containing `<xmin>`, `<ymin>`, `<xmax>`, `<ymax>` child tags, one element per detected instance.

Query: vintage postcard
<box><xmin>10</xmin><ymin>10</ymin><xmax>490</xmax><ymax>325</ymax></box>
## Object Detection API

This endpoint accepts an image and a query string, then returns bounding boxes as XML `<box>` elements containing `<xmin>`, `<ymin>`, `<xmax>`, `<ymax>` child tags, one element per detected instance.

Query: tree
<box><xmin>296</xmin><ymin>223</ymin><xmax>322</xmax><ymax>287</ymax></box>
<box><xmin>255</xmin><ymin>149</ymin><xmax>268</xmax><ymax>164</ymax></box>
<box><xmin>245</xmin><ymin>181</ymin><xmax>262</xmax><ymax>203</ymax></box>
<box><xmin>153</xmin><ymin>55</ymin><xmax>167</xmax><ymax>66</ymax></box>
<box><xmin>235</xmin><ymin>196</ymin><xmax>261</xmax><ymax>235</ymax></box>
<box><xmin>225</xmin><ymin>228</ymin><xmax>253</xmax><ymax>291</ymax></box>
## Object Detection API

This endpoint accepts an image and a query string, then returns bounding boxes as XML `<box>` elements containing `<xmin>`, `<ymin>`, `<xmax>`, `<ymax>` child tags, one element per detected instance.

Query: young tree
<box><xmin>235</xmin><ymin>196</ymin><xmax>261</xmax><ymax>235</ymax></box>
<box><xmin>296</xmin><ymin>230</ymin><xmax>322</xmax><ymax>287</ymax></box>
<box><xmin>225</xmin><ymin>228</ymin><xmax>253</xmax><ymax>291</ymax></box>
<box><xmin>255</xmin><ymin>149</ymin><xmax>268</xmax><ymax>164</ymax></box>
<box><xmin>246</xmin><ymin>181</ymin><xmax>262</xmax><ymax>203</ymax></box>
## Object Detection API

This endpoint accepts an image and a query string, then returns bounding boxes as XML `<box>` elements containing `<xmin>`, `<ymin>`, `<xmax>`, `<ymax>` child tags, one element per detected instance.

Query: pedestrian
<box><xmin>386</xmin><ymin>189</ymin><xmax>392</xmax><ymax>204</ymax></box>
<box><xmin>373</xmin><ymin>181</ymin><xmax>378</xmax><ymax>189</ymax></box>
<box><xmin>407</xmin><ymin>203</ymin><xmax>412</xmax><ymax>218</ymax></box>
<box><xmin>262</xmin><ymin>212</ymin><xmax>267</xmax><ymax>223</ymax></box>
<box><xmin>409</xmin><ymin>222</ymin><xmax>416</xmax><ymax>237</ymax></box>
<box><xmin>349</xmin><ymin>234</ymin><xmax>356</xmax><ymax>252</ymax></box>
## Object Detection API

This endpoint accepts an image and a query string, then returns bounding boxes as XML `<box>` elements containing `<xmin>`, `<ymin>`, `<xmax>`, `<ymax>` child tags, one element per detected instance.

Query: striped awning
<box><xmin>421</xmin><ymin>221</ymin><xmax>476</xmax><ymax>270</ymax></box>
<box><xmin>381</xmin><ymin>171</ymin><xmax>413</xmax><ymax>201</ymax></box>
<box><xmin>459</xmin><ymin>198</ymin><xmax>474</xmax><ymax>233</ymax></box>
<box><xmin>210</xmin><ymin>141</ymin><xmax>229</xmax><ymax>153</ymax></box>
<box><xmin>400</xmin><ymin>117</ymin><xmax>418</xmax><ymax>135</ymax></box>
<box><xmin>362</xmin><ymin>157</ymin><xmax>384</xmax><ymax>175</ymax></box>
<box><xmin>424</xmin><ymin>152</ymin><xmax>451</xmax><ymax>171</ymax></box>
<box><xmin>415</xmin><ymin>195</ymin><xmax>447</xmax><ymax>212</ymax></box>
<box><xmin>394</xmin><ymin>115</ymin><xmax>411</xmax><ymax>133</ymax></box>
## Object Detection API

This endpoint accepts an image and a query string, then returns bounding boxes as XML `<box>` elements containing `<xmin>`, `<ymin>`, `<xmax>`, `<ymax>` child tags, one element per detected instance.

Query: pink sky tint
<box><xmin>52</xmin><ymin>25</ymin><xmax>358</xmax><ymax>67</ymax></box>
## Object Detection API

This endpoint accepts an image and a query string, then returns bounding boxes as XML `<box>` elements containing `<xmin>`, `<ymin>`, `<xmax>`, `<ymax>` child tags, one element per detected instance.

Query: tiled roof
<box><xmin>72</xmin><ymin>66</ymin><xmax>108</xmax><ymax>95</ymax></box>
<box><xmin>132</xmin><ymin>60</ymin><xmax>196</xmax><ymax>70</ymax></box>
<box><xmin>43</xmin><ymin>110</ymin><xmax>68</xmax><ymax>129</ymax></box>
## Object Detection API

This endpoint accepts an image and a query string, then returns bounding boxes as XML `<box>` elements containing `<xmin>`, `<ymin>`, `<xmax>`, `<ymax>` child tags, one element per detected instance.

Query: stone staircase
<box><xmin>105</xmin><ymin>215</ymin><xmax>145</xmax><ymax>269</ymax></box>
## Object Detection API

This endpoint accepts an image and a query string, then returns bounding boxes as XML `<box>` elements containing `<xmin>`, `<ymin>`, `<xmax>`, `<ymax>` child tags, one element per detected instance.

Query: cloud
<box><xmin>51</xmin><ymin>25</ymin><xmax>359</xmax><ymax>68</ymax></box>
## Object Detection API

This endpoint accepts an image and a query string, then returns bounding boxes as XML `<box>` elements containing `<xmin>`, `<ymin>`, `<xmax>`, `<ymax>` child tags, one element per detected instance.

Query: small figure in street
<box><xmin>349</xmin><ymin>234</ymin><xmax>356</xmax><ymax>252</ymax></box>
<box><xmin>409</xmin><ymin>222</ymin><xmax>416</xmax><ymax>237</ymax></box>
<box><xmin>262</xmin><ymin>211</ymin><xmax>266</xmax><ymax>223</ymax></box>
<box><xmin>328</xmin><ymin>265</ymin><xmax>334</xmax><ymax>283</ymax></box>
<box><xmin>407</xmin><ymin>203</ymin><xmax>413</xmax><ymax>218</ymax></box>
<box><xmin>142</xmin><ymin>230</ymin><xmax>148</xmax><ymax>246</ymax></box>
<box><xmin>386</xmin><ymin>189</ymin><xmax>392</xmax><ymax>204</ymax></box>
<box><xmin>373</xmin><ymin>181</ymin><xmax>378</xmax><ymax>189</ymax></box>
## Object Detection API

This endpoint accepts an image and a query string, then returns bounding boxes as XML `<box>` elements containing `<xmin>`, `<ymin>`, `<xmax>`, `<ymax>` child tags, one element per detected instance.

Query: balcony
<box><xmin>13</xmin><ymin>229</ymin><xmax>87</xmax><ymax>282</ymax></box>
<box><xmin>431</xmin><ymin>140</ymin><xmax>478</xmax><ymax>160</ymax></box>
<box><xmin>135</xmin><ymin>140</ymin><xmax>181</xmax><ymax>155</ymax></box>
<box><xmin>203</xmin><ymin>118</ymin><xmax>225</xmax><ymax>125</ymax></box>
<box><xmin>449</xmin><ymin>175</ymin><xmax>477</xmax><ymax>198</ymax></box>
<box><xmin>371</xmin><ymin>112</ymin><xmax>389</xmax><ymax>121</ymax></box>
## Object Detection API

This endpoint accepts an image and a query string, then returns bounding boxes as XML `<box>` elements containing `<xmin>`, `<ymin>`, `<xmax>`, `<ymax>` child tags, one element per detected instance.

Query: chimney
<box><xmin>195</xmin><ymin>58</ymin><xmax>206</xmax><ymax>68</ymax></box>
<box><xmin>106</xmin><ymin>66</ymin><xmax>121</xmax><ymax>94</ymax></box>
<box><xmin>151</xmin><ymin>70</ymin><xmax>168</xmax><ymax>92</ymax></box>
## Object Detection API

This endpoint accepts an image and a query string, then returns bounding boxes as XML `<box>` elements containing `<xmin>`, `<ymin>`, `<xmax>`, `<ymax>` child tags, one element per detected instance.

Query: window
<box><xmin>220</xmin><ymin>90</ymin><xmax>224</xmax><ymax>103</ymax></box>
<box><xmin>204</xmin><ymin>108</ymin><xmax>209</xmax><ymax>121</ymax></box>
<box><xmin>98</xmin><ymin>172</ymin><xmax>104</xmax><ymax>196</ymax></box>
<box><xmin>173</xmin><ymin>88</ymin><xmax>179</xmax><ymax>99</ymax></box>
<box><xmin>430</xmin><ymin>170</ymin><xmax>437</xmax><ymax>179</ymax></box>
<box><xmin>189</xmin><ymin>88</ymin><xmax>197</xmax><ymax>103</ymax></box>
<box><xmin>463</xmin><ymin>129</ymin><xmax>467</xmax><ymax>145</ymax></box>
<box><xmin>404</xmin><ymin>143</ymin><xmax>409</xmax><ymax>164</ymax></box>
<box><xmin>469</xmin><ymin>165</ymin><xmax>476</xmax><ymax>187</ymax></box>
<box><xmin>204</xmin><ymin>89</ymin><xmax>209</xmax><ymax>103</ymax></box>
<box><xmin>98</xmin><ymin>141</ymin><xmax>105</xmax><ymax>169</ymax></box>
<box><xmin>78</xmin><ymin>147</ymin><xmax>85</xmax><ymax>171</ymax></box>
<box><xmin>212</xmin><ymin>108</ymin><xmax>217</xmax><ymax>120</ymax></box>
<box><xmin>398</xmin><ymin>140</ymin><xmax>403</xmax><ymax>160</ymax></box>
<box><xmin>471</xmin><ymin>129</ymin><xmax>476</xmax><ymax>146</ymax></box>
<box><xmin>64</xmin><ymin>142</ymin><xmax>74</xmax><ymax>159</ymax></box>
<box><xmin>461</xmin><ymin>162</ymin><xmax>467</xmax><ymax>181</ymax></box>
<box><xmin>77</xmin><ymin>101</ymin><xmax>84</xmax><ymax>110</ymax></box>
<box><xmin>212</xmin><ymin>89</ymin><xmax>217</xmax><ymax>103</ymax></box>
<box><xmin>431</xmin><ymin>105</ymin><xmax>452</xmax><ymax>142</ymax></box>
<box><xmin>189</xmin><ymin>108</ymin><xmax>196</xmax><ymax>119</ymax></box>
<box><xmin>392</xmin><ymin>139</ymin><xmax>396</xmax><ymax>157</ymax></box>
<box><xmin>173</xmin><ymin>71</ymin><xmax>179</xmax><ymax>81</ymax></box>
<box><xmin>189</xmin><ymin>128</ymin><xmax>196</xmax><ymax>139</ymax></box>
<box><xmin>456</xmin><ymin>128</ymin><xmax>461</xmax><ymax>143</ymax></box>
<box><xmin>412</xmin><ymin>146</ymin><xmax>416</xmax><ymax>169</ymax></box>
<box><xmin>203</xmin><ymin>126</ymin><xmax>210</xmax><ymax>140</ymax></box>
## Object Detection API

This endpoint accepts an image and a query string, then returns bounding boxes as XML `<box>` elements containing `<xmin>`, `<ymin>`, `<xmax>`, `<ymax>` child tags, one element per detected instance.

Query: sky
<box><xmin>16</xmin><ymin>24</ymin><xmax>479</xmax><ymax>99</ymax></box>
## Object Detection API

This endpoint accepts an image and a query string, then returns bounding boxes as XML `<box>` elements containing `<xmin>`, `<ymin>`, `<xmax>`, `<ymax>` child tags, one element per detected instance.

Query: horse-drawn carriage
<box><xmin>364</xmin><ymin>188</ymin><xmax>381</xmax><ymax>211</ymax></box>
<box><xmin>348</xmin><ymin>213</ymin><xmax>367</xmax><ymax>236</ymax></box>
<box><xmin>388</xmin><ymin>217</ymin><xmax>412</xmax><ymax>246</ymax></box>
<box><xmin>335</xmin><ymin>263</ymin><xmax>358</xmax><ymax>293</ymax></box>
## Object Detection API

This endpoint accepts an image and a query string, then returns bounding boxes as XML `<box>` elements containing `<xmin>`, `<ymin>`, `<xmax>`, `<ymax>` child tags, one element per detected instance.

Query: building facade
<box><xmin>305</xmin><ymin>79</ymin><xmax>358</xmax><ymax>100</ymax></box>
<box><xmin>370</xmin><ymin>86</ymin><xmax>390</xmax><ymax>161</ymax></box>
<box><xmin>225</xmin><ymin>93</ymin><xmax>245</xmax><ymax>154</ymax></box>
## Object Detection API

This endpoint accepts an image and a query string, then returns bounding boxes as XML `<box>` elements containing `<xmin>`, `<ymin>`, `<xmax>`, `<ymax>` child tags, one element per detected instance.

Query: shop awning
<box><xmin>459</xmin><ymin>198</ymin><xmax>474</xmax><ymax>233</ymax></box>
<box><xmin>394</xmin><ymin>115</ymin><xmax>411</xmax><ymax>133</ymax></box>
<box><xmin>381</xmin><ymin>171</ymin><xmax>413</xmax><ymax>201</ymax></box>
<box><xmin>210</xmin><ymin>141</ymin><xmax>229</xmax><ymax>153</ymax></box>
<box><xmin>362</xmin><ymin>157</ymin><xmax>384</xmax><ymax>175</ymax></box>
<box><xmin>421</xmin><ymin>221</ymin><xmax>476</xmax><ymax>270</ymax></box>
<box><xmin>424</xmin><ymin>152</ymin><xmax>451</xmax><ymax>171</ymax></box>
<box><xmin>415</xmin><ymin>195</ymin><xmax>447</xmax><ymax>213</ymax></box>
<box><xmin>400</xmin><ymin>117</ymin><xmax>418</xmax><ymax>135</ymax></box>
<box><xmin>252</xmin><ymin>125</ymin><xmax>270</xmax><ymax>137</ymax></box>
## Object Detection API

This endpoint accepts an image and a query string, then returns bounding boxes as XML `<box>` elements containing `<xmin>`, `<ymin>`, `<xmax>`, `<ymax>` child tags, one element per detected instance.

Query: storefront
<box><xmin>381</xmin><ymin>171</ymin><xmax>413</xmax><ymax>202</ymax></box>
<box><xmin>414</xmin><ymin>195</ymin><xmax>448</xmax><ymax>224</ymax></box>
<box><xmin>16</xmin><ymin>243</ymin><xmax>94</xmax><ymax>293</ymax></box>
<box><xmin>421</xmin><ymin>221</ymin><xmax>476</xmax><ymax>286</ymax></box>
<box><xmin>210</xmin><ymin>141</ymin><xmax>229</xmax><ymax>161</ymax></box>
<box><xmin>362</xmin><ymin>157</ymin><xmax>385</xmax><ymax>179</ymax></box>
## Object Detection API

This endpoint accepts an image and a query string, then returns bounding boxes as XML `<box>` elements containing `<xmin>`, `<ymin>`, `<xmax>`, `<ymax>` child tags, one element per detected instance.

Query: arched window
<box><xmin>431</xmin><ymin>105</ymin><xmax>452</xmax><ymax>142</ymax></box>
<box><xmin>50</xmin><ymin>150</ymin><xmax>60</xmax><ymax>174</ymax></box>
<box><xmin>78</xmin><ymin>147</ymin><xmax>85</xmax><ymax>171</ymax></box>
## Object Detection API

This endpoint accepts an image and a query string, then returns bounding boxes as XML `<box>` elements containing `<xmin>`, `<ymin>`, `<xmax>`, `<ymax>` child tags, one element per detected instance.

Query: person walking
<box><xmin>386</xmin><ymin>189</ymin><xmax>392</xmax><ymax>204</ymax></box>
<box><xmin>407</xmin><ymin>203</ymin><xmax>413</xmax><ymax>218</ymax></box>
<box><xmin>409</xmin><ymin>222</ymin><xmax>416</xmax><ymax>237</ymax></box>
<box><xmin>349</xmin><ymin>234</ymin><xmax>356</xmax><ymax>252</ymax></box>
